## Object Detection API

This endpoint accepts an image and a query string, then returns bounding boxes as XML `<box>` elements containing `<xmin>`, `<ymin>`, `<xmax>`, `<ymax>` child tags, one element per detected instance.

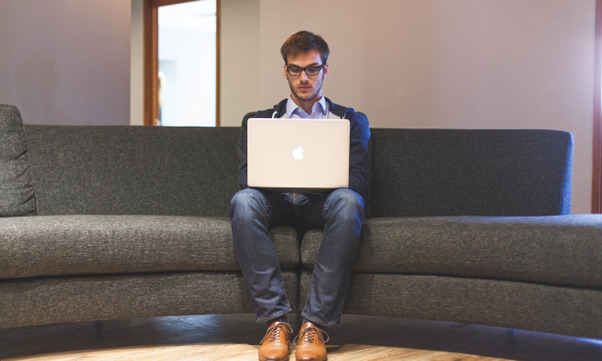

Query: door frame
<box><xmin>143</xmin><ymin>0</ymin><xmax>220</xmax><ymax>126</ymax></box>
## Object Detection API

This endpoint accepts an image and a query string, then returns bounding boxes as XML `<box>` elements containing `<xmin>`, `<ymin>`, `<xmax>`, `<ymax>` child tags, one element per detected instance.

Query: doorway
<box><xmin>144</xmin><ymin>0</ymin><xmax>219</xmax><ymax>126</ymax></box>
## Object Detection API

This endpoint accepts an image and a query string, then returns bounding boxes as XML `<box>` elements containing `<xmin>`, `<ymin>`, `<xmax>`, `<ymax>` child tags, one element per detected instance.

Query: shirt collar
<box><xmin>285</xmin><ymin>96</ymin><xmax>328</xmax><ymax>118</ymax></box>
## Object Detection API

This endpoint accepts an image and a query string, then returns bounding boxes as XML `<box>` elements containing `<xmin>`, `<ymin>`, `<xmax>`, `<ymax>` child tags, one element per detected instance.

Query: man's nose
<box><xmin>299</xmin><ymin>69</ymin><xmax>309</xmax><ymax>80</ymax></box>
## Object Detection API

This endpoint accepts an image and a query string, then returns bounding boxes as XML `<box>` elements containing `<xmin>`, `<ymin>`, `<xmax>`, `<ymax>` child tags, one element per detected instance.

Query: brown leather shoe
<box><xmin>294</xmin><ymin>322</ymin><xmax>329</xmax><ymax>361</ymax></box>
<box><xmin>258</xmin><ymin>321</ymin><xmax>293</xmax><ymax>361</ymax></box>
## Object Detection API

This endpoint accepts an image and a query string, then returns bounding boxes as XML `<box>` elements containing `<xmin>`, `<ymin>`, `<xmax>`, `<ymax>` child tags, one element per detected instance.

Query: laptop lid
<box><xmin>247</xmin><ymin>118</ymin><xmax>350</xmax><ymax>191</ymax></box>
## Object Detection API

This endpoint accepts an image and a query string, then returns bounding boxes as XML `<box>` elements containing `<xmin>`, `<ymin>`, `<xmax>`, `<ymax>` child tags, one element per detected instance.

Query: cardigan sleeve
<box><xmin>347</xmin><ymin>111</ymin><xmax>371</xmax><ymax>201</ymax></box>
<box><xmin>237</xmin><ymin>112</ymin><xmax>256</xmax><ymax>190</ymax></box>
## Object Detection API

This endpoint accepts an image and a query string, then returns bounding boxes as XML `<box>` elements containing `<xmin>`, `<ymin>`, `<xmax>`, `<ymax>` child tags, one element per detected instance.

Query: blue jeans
<box><xmin>230</xmin><ymin>187</ymin><xmax>365</xmax><ymax>327</ymax></box>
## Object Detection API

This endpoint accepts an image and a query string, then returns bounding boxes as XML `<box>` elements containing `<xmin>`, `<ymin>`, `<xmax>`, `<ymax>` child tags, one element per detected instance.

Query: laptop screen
<box><xmin>246</xmin><ymin>118</ymin><xmax>350</xmax><ymax>191</ymax></box>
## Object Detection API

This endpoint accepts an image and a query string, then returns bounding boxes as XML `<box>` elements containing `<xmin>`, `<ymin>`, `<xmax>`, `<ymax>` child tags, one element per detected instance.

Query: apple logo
<box><xmin>292</xmin><ymin>145</ymin><xmax>304</xmax><ymax>160</ymax></box>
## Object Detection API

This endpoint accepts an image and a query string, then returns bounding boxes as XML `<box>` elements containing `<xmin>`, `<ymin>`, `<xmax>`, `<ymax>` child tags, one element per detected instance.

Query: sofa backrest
<box><xmin>24</xmin><ymin>125</ymin><xmax>240</xmax><ymax>217</ymax></box>
<box><xmin>368</xmin><ymin>128</ymin><xmax>573</xmax><ymax>217</ymax></box>
<box><xmin>2</xmin><ymin>102</ymin><xmax>572</xmax><ymax>218</ymax></box>
<box><xmin>0</xmin><ymin>105</ymin><xmax>36</xmax><ymax>217</ymax></box>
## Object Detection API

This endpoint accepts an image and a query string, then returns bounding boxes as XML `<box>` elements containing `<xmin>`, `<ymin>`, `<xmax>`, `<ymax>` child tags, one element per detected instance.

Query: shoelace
<box><xmin>261</xmin><ymin>322</ymin><xmax>293</xmax><ymax>344</ymax></box>
<box><xmin>294</xmin><ymin>325</ymin><xmax>330</xmax><ymax>345</ymax></box>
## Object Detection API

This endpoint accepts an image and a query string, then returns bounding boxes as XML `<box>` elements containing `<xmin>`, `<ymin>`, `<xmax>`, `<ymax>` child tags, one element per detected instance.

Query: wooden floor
<box><xmin>1</xmin><ymin>314</ymin><xmax>601</xmax><ymax>360</ymax></box>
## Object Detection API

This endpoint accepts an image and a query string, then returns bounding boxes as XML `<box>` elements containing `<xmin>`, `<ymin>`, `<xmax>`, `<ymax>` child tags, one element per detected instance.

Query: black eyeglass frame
<box><xmin>285</xmin><ymin>64</ymin><xmax>326</xmax><ymax>77</ymax></box>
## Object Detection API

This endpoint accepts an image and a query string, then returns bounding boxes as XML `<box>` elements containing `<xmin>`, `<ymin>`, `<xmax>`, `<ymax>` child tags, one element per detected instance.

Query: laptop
<box><xmin>246</xmin><ymin>118</ymin><xmax>350</xmax><ymax>192</ymax></box>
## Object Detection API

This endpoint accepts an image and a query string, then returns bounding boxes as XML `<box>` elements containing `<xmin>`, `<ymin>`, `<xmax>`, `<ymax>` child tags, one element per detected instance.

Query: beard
<box><xmin>288</xmin><ymin>75</ymin><xmax>324</xmax><ymax>104</ymax></box>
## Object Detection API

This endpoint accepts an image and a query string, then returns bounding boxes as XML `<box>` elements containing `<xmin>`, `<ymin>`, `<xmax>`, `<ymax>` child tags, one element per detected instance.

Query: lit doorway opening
<box><xmin>145</xmin><ymin>0</ymin><xmax>219</xmax><ymax>127</ymax></box>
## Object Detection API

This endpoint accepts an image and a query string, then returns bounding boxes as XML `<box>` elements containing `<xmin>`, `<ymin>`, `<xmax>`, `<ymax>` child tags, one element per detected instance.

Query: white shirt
<box><xmin>285</xmin><ymin>96</ymin><xmax>329</xmax><ymax>119</ymax></box>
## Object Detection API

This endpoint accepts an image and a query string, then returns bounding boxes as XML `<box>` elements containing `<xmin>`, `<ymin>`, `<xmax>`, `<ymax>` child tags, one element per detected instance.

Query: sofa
<box><xmin>0</xmin><ymin>104</ymin><xmax>601</xmax><ymax>340</ymax></box>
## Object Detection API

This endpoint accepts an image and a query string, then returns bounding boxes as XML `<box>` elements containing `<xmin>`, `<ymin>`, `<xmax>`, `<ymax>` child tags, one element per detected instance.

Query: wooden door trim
<box><xmin>143</xmin><ymin>0</ymin><xmax>158</xmax><ymax>126</ymax></box>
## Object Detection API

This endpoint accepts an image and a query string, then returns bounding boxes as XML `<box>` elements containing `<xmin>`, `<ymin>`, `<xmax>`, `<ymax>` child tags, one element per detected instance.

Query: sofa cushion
<box><xmin>23</xmin><ymin>125</ymin><xmax>240</xmax><ymax>217</ymax></box>
<box><xmin>0</xmin><ymin>215</ymin><xmax>299</xmax><ymax>279</ymax></box>
<box><xmin>0</xmin><ymin>105</ymin><xmax>36</xmax><ymax>216</ymax></box>
<box><xmin>0</xmin><ymin>271</ymin><xmax>299</xmax><ymax>329</ymax></box>
<box><xmin>368</xmin><ymin>129</ymin><xmax>573</xmax><ymax>217</ymax></box>
<box><xmin>301</xmin><ymin>214</ymin><xmax>602</xmax><ymax>288</ymax></box>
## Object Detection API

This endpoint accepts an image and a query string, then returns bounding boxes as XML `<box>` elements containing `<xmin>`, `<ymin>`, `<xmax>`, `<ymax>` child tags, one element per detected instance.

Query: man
<box><xmin>230</xmin><ymin>31</ymin><xmax>371</xmax><ymax>361</ymax></box>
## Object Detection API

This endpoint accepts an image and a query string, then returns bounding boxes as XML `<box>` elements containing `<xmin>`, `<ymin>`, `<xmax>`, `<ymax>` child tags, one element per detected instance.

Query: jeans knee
<box><xmin>325</xmin><ymin>188</ymin><xmax>365</xmax><ymax>222</ymax></box>
<box><xmin>230</xmin><ymin>188</ymin><xmax>268</xmax><ymax>220</ymax></box>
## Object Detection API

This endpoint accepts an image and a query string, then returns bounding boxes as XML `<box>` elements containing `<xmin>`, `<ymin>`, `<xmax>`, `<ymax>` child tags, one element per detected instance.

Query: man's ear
<box><xmin>283</xmin><ymin>64</ymin><xmax>288</xmax><ymax>79</ymax></box>
<box><xmin>323</xmin><ymin>63</ymin><xmax>329</xmax><ymax>78</ymax></box>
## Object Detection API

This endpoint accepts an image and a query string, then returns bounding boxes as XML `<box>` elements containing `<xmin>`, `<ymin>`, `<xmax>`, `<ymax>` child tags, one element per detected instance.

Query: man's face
<box><xmin>284</xmin><ymin>49</ymin><xmax>329</xmax><ymax>110</ymax></box>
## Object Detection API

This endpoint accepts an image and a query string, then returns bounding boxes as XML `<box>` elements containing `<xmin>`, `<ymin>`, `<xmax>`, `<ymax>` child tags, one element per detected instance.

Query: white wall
<box><xmin>131</xmin><ymin>0</ymin><xmax>144</xmax><ymax>126</ymax></box>
<box><xmin>219</xmin><ymin>0</ymin><xmax>260</xmax><ymax>126</ymax></box>
<box><xmin>0</xmin><ymin>0</ymin><xmax>131</xmax><ymax>126</ymax></box>
<box><xmin>228</xmin><ymin>0</ymin><xmax>594</xmax><ymax>214</ymax></box>
<box><xmin>0</xmin><ymin>0</ymin><xmax>596</xmax><ymax>213</ymax></box>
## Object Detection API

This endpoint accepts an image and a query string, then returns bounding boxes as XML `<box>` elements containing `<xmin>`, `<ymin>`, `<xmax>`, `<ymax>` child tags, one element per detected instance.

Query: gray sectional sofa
<box><xmin>1</xmin><ymin>104</ymin><xmax>601</xmax><ymax>340</ymax></box>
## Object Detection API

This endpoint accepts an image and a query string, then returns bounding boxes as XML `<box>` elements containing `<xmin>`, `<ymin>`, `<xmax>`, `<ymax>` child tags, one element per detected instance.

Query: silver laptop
<box><xmin>247</xmin><ymin>118</ymin><xmax>350</xmax><ymax>192</ymax></box>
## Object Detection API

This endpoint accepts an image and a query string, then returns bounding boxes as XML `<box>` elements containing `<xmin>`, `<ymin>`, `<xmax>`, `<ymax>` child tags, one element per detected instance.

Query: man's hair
<box><xmin>280</xmin><ymin>31</ymin><xmax>330</xmax><ymax>65</ymax></box>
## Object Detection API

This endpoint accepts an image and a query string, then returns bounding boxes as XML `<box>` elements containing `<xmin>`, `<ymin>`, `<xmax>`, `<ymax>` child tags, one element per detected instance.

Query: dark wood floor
<box><xmin>1</xmin><ymin>313</ymin><xmax>601</xmax><ymax>360</ymax></box>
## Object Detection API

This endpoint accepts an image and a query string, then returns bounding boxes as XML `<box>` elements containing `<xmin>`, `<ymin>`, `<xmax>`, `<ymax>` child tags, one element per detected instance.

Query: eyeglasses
<box><xmin>286</xmin><ymin>64</ymin><xmax>325</xmax><ymax>77</ymax></box>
